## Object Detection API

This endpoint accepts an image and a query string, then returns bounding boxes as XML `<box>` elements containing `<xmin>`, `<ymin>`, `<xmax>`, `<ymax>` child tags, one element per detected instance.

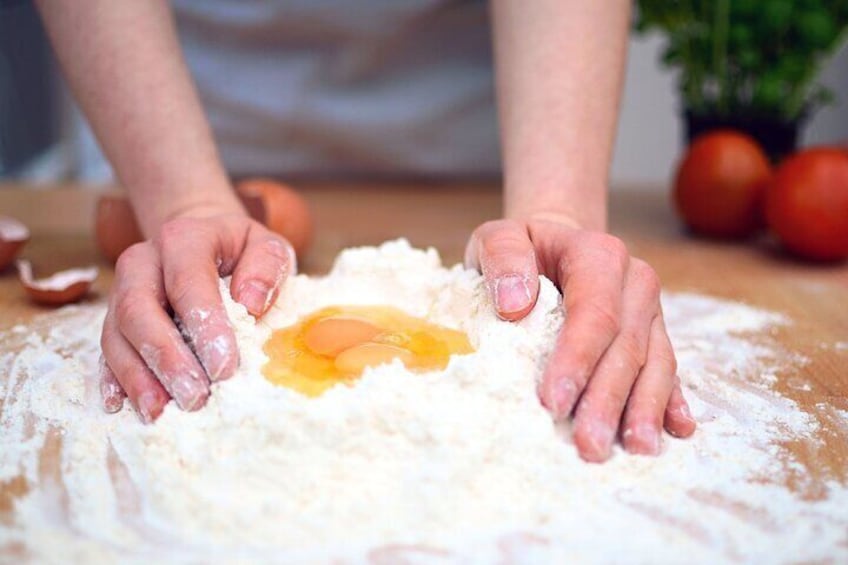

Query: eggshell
<box><xmin>95</xmin><ymin>194</ymin><xmax>144</xmax><ymax>263</ymax></box>
<box><xmin>0</xmin><ymin>216</ymin><xmax>30</xmax><ymax>272</ymax></box>
<box><xmin>17</xmin><ymin>260</ymin><xmax>98</xmax><ymax>306</ymax></box>
<box><xmin>236</xmin><ymin>178</ymin><xmax>314</xmax><ymax>257</ymax></box>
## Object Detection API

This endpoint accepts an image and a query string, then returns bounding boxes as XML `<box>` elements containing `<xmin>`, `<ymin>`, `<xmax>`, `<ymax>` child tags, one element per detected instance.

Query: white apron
<box><xmin>70</xmin><ymin>0</ymin><xmax>499</xmax><ymax>181</ymax></box>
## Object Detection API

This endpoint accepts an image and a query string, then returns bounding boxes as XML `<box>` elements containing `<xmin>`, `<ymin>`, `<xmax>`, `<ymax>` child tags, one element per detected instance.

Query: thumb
<box><xmin>466</xmin><ymin>219</ymin><xmax>540</xmax><ymax>321</ymax></box>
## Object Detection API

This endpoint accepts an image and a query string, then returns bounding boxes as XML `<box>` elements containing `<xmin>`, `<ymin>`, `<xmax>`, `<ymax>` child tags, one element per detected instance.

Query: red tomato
<box><xmin>674</xmin><ymin>131</ymin><xmax>772</xmax><ymax>238</ymax></box>
<box><xmin>765</xmin><ymin>148</ymin><xmax>848</xmax><ymax>262</ymax></box>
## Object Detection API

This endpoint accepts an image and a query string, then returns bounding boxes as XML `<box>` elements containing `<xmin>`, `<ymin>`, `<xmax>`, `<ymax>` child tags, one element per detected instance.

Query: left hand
<box><xmin>466</xmin><ymin>213</ymin><xmax>696</xmax><ymax>463</ymax></box>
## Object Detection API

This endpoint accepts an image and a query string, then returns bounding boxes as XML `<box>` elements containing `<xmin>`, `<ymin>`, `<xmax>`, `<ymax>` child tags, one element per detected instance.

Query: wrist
<box><xmin>130</xmin><ymin>179</ymin><xmax>246</xmax><ymax>237</ymax></box>
<box><xmin>504</xmin><ymin>183</ymin><xmax>608</xmax><ymax>232</ymax></box>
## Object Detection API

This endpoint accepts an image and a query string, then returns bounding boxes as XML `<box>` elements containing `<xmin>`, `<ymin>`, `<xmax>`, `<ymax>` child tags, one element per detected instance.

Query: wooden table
<box><xmin>2</xmin><ymin>182</ymin><xmax>847</xmax><ymax>492</ymax></box>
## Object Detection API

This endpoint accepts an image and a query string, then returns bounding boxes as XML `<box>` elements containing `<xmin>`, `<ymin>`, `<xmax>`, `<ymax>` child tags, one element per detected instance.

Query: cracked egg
<box><xmin>262</xmin><ymin>306</ymin><xmax>474</xmax><ymax>396</ymax></box>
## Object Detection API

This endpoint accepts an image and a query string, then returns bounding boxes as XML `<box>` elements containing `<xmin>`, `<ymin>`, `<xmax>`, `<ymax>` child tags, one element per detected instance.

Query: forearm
<box><xmin>35</xmin><ymin>0</ymin><xmax>242</xmax><ymax>236</ymax></box>
<box><xmin>492</xmin><ymin>0</ymin><xmax>630</xmax><ymax>231</ymax></box>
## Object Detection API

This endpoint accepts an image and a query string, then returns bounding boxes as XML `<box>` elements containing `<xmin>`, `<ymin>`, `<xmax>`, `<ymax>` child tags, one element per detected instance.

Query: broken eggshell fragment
<box><xmin>0</xmin><ymin>216</ymin><xmax>31</xmax><ymax>271</ymax></box>
<box><xmin>17</xmin><ymin>260</ymin><xmax>98</xmax><ymax>306</ymax></box>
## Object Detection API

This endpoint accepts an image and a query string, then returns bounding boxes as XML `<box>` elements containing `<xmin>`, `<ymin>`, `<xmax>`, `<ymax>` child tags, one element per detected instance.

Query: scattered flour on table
<box><xmin>1</xmin><ymin>240</ymin><xmax>846</xmax><ymax>563</ymax></box>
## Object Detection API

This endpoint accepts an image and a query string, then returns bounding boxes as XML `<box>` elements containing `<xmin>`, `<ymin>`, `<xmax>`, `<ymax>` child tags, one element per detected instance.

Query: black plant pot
<box><xmin>684</xmin><ymin>109</ymin><xmax>803</xmax><ymax>164</ymax></box>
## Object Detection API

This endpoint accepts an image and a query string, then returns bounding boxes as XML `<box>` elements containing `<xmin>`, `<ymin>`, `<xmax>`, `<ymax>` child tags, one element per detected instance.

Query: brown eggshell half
<box><xmin>236</xmin><ymin>178</ymin><xmax>314</xmax><ymax>258</ymax></box>
<box><xmin>17</xmin><ymin>260</ymin><xmax>98</xmax><ymax>306</ymax></box>
<box><xmin>0</xmin><ymin>216</ymin><xmax>31</xmax><ymax>271</ymax></box>
<box><xmin>95</xmin><ymin>194</ymin><xmax>144</xmax><ymax>263</ymax></box>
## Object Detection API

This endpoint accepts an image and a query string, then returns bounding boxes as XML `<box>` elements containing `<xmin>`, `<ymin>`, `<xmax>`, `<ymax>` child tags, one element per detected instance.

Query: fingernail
<box><xmin>626</xmin><ymin>424</ymin><xmax>661</xmax><ymax>456</ymax></box>
<box><xmin>584</xmin><ymin>422</ymin><xmax>615</xmax><ymax>462</ymax></box>
<box><xmin>167</xmin><ymin>372</ymin><xmax>208</xmax><ymax>411</ymax></box>
<box><xmin>101</xmin><ymin>380</ymin><xmax>125</xmax><ymax>413</ymax></box>
<box><xmin>494</xmin><ymin>275</ymin><xmax>532</xmax><ymax>315</ymax></box>
<box><xmin>136</xmin><ymin>391</ymin><xmax>159</xmax><ymax>424</ymax></box>
<box><xmin>199</xmin><ymin>334</ymin><xmax>238</xmax><ymax>382</ymax></box>
<box><xmin>98</xmin><ymin>360</ymin><xmax>125</xmax><ymax>413</ymax></box>
<box><xmin>550</xmin><ymin>378</ymin><xmax>577</xmax><ymax>419</ymax></box>
<box><xmin>237</xmin><ymin>280</ymin><xmax>272</xmax><ymax>315</ymax></box>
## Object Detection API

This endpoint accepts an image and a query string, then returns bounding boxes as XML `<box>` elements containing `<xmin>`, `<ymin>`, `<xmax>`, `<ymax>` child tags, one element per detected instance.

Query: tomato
<box><xmin>674</xmin><ymin>130</ymin><xmax>772</xmax><ymax>238</ymax></box>
<box><xmin>764</xmin><ymin>148</ymin><xmax>848</xmax><ymax>261</ymax></box>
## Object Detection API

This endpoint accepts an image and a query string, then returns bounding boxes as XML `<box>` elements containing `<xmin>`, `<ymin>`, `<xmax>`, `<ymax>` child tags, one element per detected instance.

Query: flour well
<box><xmin>1</xmin><ymin>240</ymin><xmax>846</xmax><ymax>563</ymax></box>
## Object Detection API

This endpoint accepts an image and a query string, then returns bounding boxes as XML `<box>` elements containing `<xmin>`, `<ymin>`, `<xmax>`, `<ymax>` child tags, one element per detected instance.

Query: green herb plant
<box><xmin>635</xmin><ymin>0</ymin><xmax>848</xmax><ymax>122</ymax></box>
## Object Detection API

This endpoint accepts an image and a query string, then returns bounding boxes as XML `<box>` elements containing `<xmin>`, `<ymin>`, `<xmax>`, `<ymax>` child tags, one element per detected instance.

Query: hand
<box><xmin>466</xmin><ymin>213</ymin><xmax>696</xmax><ymax>462</ymax></box>
<box><xmin>98</xmin><ymin>212</ymin><xmax>295</xmax><ymax>423</ymax></box>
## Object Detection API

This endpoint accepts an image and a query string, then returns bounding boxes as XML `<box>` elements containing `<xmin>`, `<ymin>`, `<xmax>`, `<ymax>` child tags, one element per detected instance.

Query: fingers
<box><xmin>620</xmin><ymin>313</ymin><xmax>678</xmax><ymax>455</ymax></box>
<box><xmin>538</xmin><ymin>233</ymin><xmax>629</xmax><ymax>420</ymax></box>
<box><xmin>466</xmin><ymin>219</ymin><xmax>539</xmax><ymax>321</ymax></box>
<box><xmin>230</xmin><ymin>224</ymin><xmax>295</xmax><ymax>317</ymax></box>
<box><xmin>157</xmin><ymin>218</ymin><xmax>240</xmax><ymax>382</ymax></box>
<box><xmin>100</xmin><ymin>308</ymin><xmax>170</xmax><ymax>423</ymax></box>
<box><xmin>664</xmin><ymin>380</ymin><xmax>697</xmax><ymax>438</ymax></box>
<box><xmin>571</xmin><ymin>259</ymin><xmax>660</xmax><ymax>462</ymax></box>
<box><xmin>98</xmin><ymin>355</ymin><xmax>126</xmax><ymax>414</ymax></box>
<box><xmin>113</xmin><ymin>242</ymin><xmax>210</xmax><ymax>411</ymax></box>
<box><xmin>101</xmin><ymin>215</ymin><xmax>288</xmax><ymax>423</ymax></box>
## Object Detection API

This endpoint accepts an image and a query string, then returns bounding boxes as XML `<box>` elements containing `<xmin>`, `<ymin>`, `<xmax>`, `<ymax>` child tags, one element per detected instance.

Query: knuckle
<box><xmin>570</xmin><ymin>355</ymin><xmax>595</xmax><ymax>385</ymax></box>
<box><xmin>671</xmin><ymin>373</ymin><xmax>682</xmax><ymax>389</ymax></box>
<box><xmin>626</xmin><ymin>403</ymin><xmax>664</xmax><ymax>431</ymax></box>
<box><xmin>617</xmin><ymin>332</ymin><xmax>647</xmax><ymax>373</ymax></box>
<box><xmin>631</xmin><ymin>259</ymin><xmax>661</xmax><ymax>296</ymax></box>
<box><xmin>167</xmin><ymin>270</ymin><xmax>203</xmax><ymax>307</ymax></box>
<box><xmin>469</xmin><ymin>219</ymin><xmax>528</xmax><ymax>270</ymax></box>
<box><xmin>156</xmin><ymin>217</ymin><xmax>197</xmax><ymax>247</ymax></box>
<box><xmin>114</xmin><ymin>242</ymin><xmax>148</xmax><ymax>277</ymax></box>
<box><xmin>115</xmin><ymin>294</ymin><xmax>148</xmax><ymax>328</ymax></box>
<box><xmin>471</xmin><ymin>220</ymin><xmax>497</xmax><ymax>241</ymax></box>
<box><xmin>260</xmin><ymin>236</ymin><xmax>292</xmax><ymax>262</ymax></box>
<box><xmin>481</xmin><ymin>227</ymin><xmax>526</xmax><ymax>254</ymax></box>
<box><xmin>478</xmin><ymin>218</ymin><xmax>518</xmax><ymax>237</ymax></box>
<box><xmin>658</xmin><ymin>346</ymin><xmax>678</xmax><ymax>375</ymax></box>
<box><xmin>584</xmin><ymin>301</ymin><xmax>621</xmax><ymax>338</ymax></box>
<box><xmin>116</xmin><ymin>368</ymin><xmax>152</xmax><ymax>399</ymax></box>
<box><xmin>157</xmin><ymin>220</ymin><xmax>182</xmax><ymax>244</ymax></box>
<box><xmin>596</xmin><ymin>234</ymin><xmax>628</xmax><ymax>261</ymax></box>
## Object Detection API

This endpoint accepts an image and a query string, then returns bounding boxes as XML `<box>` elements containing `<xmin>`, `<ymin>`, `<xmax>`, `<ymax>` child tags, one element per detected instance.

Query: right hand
<box><xmin>98</xmin><ymin>213</ymin><xmax>295</xmax><ymax>423</ymax></box>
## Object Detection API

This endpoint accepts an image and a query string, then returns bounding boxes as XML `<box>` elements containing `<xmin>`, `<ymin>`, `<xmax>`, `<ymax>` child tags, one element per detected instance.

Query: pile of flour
<box><xmin>1</xmin><ymin>240</ymin><xmax>846</xmax><ymax>563</ymax></box>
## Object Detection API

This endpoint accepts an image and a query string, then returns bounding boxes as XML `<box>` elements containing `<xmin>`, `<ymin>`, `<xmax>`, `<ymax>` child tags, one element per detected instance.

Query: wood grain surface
<box><xmin>1</xmin><ymin>182</ymin><xmax>847</xmax><ymax>501</ymax></box>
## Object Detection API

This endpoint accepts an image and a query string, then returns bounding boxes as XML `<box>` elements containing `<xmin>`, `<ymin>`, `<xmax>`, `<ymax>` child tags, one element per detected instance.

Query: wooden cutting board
<box><xmin>1</xmin><ymin>182</ymin><xmax>847</xmax><ymax>525</ymax></box>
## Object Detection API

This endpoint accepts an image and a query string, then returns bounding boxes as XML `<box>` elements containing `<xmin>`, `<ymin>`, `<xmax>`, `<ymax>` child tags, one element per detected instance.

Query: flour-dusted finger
<box><xmin>621</xmin><ymin>313</ymin><xmax>677</xmax><ymax>455</ymax></box>
<box><xmin>98</xmin><ymin>354</ymin><xmax>126</xmax><ymax>413</ymax></box>
<box><xmin>157</xmin><ymin>217</ymin><xmax>240</xmax><ymax>382</ymax></box>
<box><xmin>664</xmin><ymin>379</ymin><xmax>697</xmax><ymax>438</ymax></box>
<box><xmin>571</xmin><ymin>259</ymin><xmax>659</xmax><ymax>462</ymax></box>
<box><xmin>113</xmin><ymin>242</ymin><xmax>210</xmax><ymax>411</ymax></box>
<box><xmin>230</xmin><ymin>224</ymin><xmax>295</xmax><ymax>317</ymax></box>
<box><xmin>466</xmin><ymin>219</ymin><xmax>539</xmax><ymax>321</ymax></box>
<box><xmin>101</xmin><ymin>308</ymin><xmax>169</xmax><ymax>423</ymax></box>
<box><xmin>538</xmin><ymin>232</ymin><xmax>629</xmax><ymax>421</ymax></box>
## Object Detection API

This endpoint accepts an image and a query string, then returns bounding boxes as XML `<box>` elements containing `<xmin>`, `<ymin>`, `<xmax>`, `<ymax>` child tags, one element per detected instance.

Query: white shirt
<box><xmin>71</xmin><ymin>0</ymin><xmax>500</xmax><ymax>181</ymax></box>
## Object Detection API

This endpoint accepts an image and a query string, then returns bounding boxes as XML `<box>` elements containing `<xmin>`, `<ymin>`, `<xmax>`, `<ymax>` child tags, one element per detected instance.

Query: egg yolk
<box><xmin>262</xmin><ymin>305</ymin><xmax>474</xmax><ymax>396</ymax></box>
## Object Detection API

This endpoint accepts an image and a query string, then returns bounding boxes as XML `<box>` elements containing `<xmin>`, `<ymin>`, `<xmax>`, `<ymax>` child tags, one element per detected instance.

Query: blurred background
<box><xmin>0</xmin><ymin>1</ymin><xmax>846</xmax><ymax>189</ymax></box>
